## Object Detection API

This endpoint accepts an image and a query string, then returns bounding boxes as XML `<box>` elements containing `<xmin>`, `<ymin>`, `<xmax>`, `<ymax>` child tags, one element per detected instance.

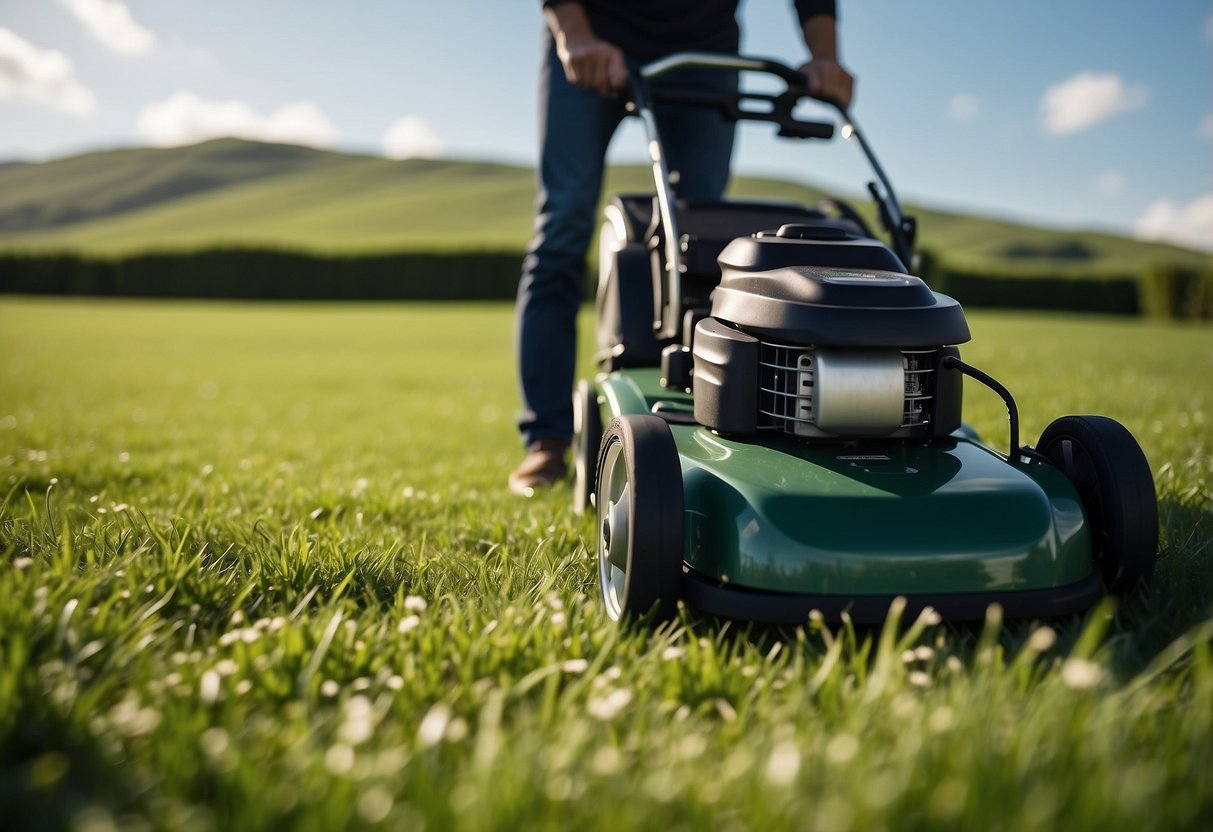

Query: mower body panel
<box><xmin>595</xmin><ymin>369</ymin><xmax>1097</xmax><ymax>602</ymax></box>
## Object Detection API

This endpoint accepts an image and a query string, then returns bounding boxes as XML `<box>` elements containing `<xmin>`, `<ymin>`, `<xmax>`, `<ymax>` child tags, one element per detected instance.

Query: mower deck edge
<box><xmin>680</xmin><ymin>564</ymin><xmax>1103</xmax><ymax>626</ymax></box>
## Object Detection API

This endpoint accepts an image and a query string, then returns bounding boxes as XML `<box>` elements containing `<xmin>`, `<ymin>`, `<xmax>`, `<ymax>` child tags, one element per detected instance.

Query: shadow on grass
<box><xmin>1</xmin><ymin>709</ymin><xmax>149</xmax><ymax>832</ymax></box>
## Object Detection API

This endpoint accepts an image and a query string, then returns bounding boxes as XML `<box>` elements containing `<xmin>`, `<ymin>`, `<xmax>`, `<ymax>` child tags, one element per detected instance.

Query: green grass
<box><xmin>1</xmin><ymin>298</ymin><xmax>1211</xmax><ymax>831</ymax></box>
<box><xmin>1</xmin><ymin>139</ymin><xmax>1207</xmax><ymax>273</ymax></box>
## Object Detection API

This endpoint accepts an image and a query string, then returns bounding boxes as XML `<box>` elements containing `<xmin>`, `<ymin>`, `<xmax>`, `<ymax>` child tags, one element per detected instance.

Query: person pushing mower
<box><xmin>510</xmin><ymin>0</ymin><xmax>854</xmax><ymax>496</ymax></box>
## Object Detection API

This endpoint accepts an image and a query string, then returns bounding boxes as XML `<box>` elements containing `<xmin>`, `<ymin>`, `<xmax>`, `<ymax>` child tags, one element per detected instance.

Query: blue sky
<box><xmin>2</xmin><ymin>0</ymin><xmax>1211</xmax><ymax>250</ymax></box>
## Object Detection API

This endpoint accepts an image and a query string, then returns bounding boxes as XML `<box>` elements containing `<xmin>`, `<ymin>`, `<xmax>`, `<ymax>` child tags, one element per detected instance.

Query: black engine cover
<box><xmin>711</xmin><ymin>264</ymin><xmax>971</xmax><ymax>348</ymax></box>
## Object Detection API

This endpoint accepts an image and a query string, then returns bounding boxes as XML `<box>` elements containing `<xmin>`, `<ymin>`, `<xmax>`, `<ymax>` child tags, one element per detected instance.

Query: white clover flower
<box><xmin>1028</xmin><ymin>626</ymin><xmax>1057</xmax><ymax>652</ymax></box>
<box><xmin>592</xmin><ymin>746</ymin><xmax>623</xmax><ymax>775</ymax></box>
<box><xmin>417</xmin><ymin>703</ymin><xmax>451</xmax><ymax>748</ymax></box>
<box><xmin>325</xmin><ymin>743</ymin><xmax>355</xmax><ymax>775</ymax></box>
<box><xmin>339</xmin><ymin>695</ymin><xmax>376</xmax><ymax>745</ymax></box>
<box><xmin>587</xmin><ymin>688</ymin><xmax>632</xmax><ymax>721</ymax></box>
<box><xmin>357</xmin><ymin>786</ymin><xmax>394</xmax><ymax>823</ymax></box>
<box><xmin>200</xmin><ymin>670</ymin><xmax>221</xmax><ymax>704</ymax></box>
<box><xmin>765</xmin><ymin>741</ymin><xmax>801</xmax><ymax>786</ymax></box>
<box><xmin>1062</xmin><ymin>658</ymin><xmax>1103</xmax><ymax>690</ymax></box>
<box><xmin>199</xmin><ymin>727</ymin><xmax>229</xmax><ymax>758</ymax></box>
<box><xmin>108</xmin><ymin>698</ymin><xmax>160</xmax><ymax>737</ymax></box>
<box><xmin>920</xmin><ymin>607</ymin><xmax>943</xmax><ymax>627</ymax></box>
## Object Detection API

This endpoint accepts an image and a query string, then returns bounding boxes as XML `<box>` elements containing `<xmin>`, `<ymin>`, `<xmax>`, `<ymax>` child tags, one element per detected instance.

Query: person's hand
<box><xmin>556</xmin><ymin>35</ymin><xmax>627</xmax><ymax>97</ymax></box>
<box><xmin>799</xmin><ymin>57</ymin><xmax>854</xmax><ymax>110</ymax></box>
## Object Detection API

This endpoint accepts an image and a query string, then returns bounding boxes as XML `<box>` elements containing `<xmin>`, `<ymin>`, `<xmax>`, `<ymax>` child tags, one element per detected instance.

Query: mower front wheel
<box><xmin>1038</xmin><ymin>415</ymin><xmax>1158</xmax><ymax>593</ymax></box>
<box><xmin>595</xmin><ymin>415</ymin><xmax>684</xmax><ymax>623</ymax></box>
<box><xmin>572</xmin><ymin>379</ymin><xmax>602</xmax><ymax>515</ymax></box>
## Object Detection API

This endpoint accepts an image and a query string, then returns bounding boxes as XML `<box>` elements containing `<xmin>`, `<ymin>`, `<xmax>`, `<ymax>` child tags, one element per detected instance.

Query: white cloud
<box><xmin>136</xmin><ymin>91</ymin><xmax>338</xmax><ymax>148</ymax></box>
<box><xmin>1201</xmin><ymin>113</ymin><xmax>1213</xmax><ymax>141</ymax></box>
<box><xmin>59</xmin><ymin>0</ymin><xmax>155</xmax><ymax>57</ymax></box>
<box><xmin>947</xmin><ymin>94</ymin><xmax>980</xmax><ymax>122</ymax></box>
<box><xmin>0</xmin><ymin>27</ymin><xmax>96</xmax><ymax>115</ymax></box>
<box><xmin>1040</xmin><ymin>72</ymin><xmax>1147</xmax><ymax>136</ymax></box>
<box><xmin>383</xmin><ymin>116</ymin><xmax>442</xmax><ymax>159</ymax></box>
<box><xmin>1095</xmin><ymin>170</ymin><xmax>1125</xmax><ymax>197</ymax></box>
<box><xmin>1135</xmin><ymin>193</ymin><xmax>1213</xmax><ymax>252</ymax></box>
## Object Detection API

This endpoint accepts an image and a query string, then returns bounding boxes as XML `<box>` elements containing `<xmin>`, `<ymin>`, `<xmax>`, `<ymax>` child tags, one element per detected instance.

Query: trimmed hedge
<box><xmin>1</xmin><ymin>247</ymin><xmax>1210</xmax><ymax>320</ymax></box>
<box><xmin>1139</xmin><ymin>261</ymin><xmax>1213</xmax><ymax>320</ymax></box>
<box><xmin>0</xmin><ymin>249</ymin><xmax>524</xmax><ymax>301</ymax></box>
<box><xmin>930</xmin><ymin>270</ymin><xmax>1142</xmax><ymax>316</ymax></box>
<box><xmin>916</xmin><ymin>249</ymin><xmax>1213</xmax><ymax>321</ymax></box>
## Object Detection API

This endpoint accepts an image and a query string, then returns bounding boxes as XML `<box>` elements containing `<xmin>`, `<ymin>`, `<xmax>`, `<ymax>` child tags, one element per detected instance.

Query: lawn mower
<box><xmin>574</xmin><ymin>53</ymin><xmax>1159</xmax><ymax>625</ymax></box>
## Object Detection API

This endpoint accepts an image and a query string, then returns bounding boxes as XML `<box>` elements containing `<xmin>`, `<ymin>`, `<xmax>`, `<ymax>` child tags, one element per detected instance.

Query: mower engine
<box><xmin>689</xmin><ymin>224</ymin><xmax>972</xmax><ymax>441</ymax></box>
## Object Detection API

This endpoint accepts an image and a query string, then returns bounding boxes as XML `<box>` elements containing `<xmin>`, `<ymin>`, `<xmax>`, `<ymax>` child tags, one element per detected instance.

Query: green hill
<box><xmin>0</xmin><ymin>138</ymin><xmax>1206</xmax><ymax>273</ymax></box>
<box><xmin>0</xmin><ymin>141</ymin><xmax>343</xmax><ymax>233</ymax></box>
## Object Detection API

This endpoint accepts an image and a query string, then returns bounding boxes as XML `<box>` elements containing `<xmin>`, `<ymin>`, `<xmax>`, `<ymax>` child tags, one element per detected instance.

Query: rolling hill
<box><xmin>0</xmin><ymin>138</ymin><xmax>1206</xmax><ymax>273</ymax></box>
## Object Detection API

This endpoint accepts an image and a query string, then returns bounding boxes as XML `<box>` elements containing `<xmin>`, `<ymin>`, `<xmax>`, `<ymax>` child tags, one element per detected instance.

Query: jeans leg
<box><xmin>516</xmin><ymin>37</ymin><xmax>625</xmax><ymax>447</ymax></box>
<box><xmin>653</xmin><ymin>67</ymin><xmax>738</xmax><ymax>200</ymax></box>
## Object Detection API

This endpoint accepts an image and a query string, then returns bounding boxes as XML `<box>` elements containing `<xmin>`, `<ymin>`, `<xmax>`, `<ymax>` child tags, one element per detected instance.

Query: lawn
<box><xmin>1</xmin><ymin>298</ymin><xmax>1211</xmax><ymax>831</ymax></box>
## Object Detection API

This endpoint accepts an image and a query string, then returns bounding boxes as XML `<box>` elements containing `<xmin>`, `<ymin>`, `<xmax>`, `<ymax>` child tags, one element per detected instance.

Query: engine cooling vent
<box><xmin>758</xmin><ymin>342</ymin><xmax>938</xmax><ymax>437</ymax></box>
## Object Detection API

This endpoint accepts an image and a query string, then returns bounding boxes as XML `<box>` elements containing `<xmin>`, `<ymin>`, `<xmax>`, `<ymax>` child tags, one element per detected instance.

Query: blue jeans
<box><xmin>515</xmin><ymin>37</ymin><xmax>738</xmax><ymax>446</ymax></box>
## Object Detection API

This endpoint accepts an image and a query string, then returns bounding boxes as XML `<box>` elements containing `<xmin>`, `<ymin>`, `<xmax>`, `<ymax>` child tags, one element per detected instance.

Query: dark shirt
<box><xmin>542</xmin><ymin>1</ymin><xmax>837</xmax><ymax>62</ymax></box>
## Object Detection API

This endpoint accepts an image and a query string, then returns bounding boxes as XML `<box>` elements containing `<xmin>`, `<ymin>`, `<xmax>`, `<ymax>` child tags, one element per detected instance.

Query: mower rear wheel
<box><xmin>572</xmin><ymin>379</ymin><xmax>602</xmax><ymax>515</ymax></box>
<box><xmin>1038</xmin><ymin>415</ymin><xmax>1158</xmax><ymax>593</ymax></box>
<box><xmin>595</xmin><ymin>415</ymin><xmax>684</xmax><ymax>623</ymax></box>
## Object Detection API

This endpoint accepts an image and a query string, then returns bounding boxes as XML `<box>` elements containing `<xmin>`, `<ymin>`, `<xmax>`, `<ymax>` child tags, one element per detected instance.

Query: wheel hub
<box><xmin>604</xmin><ymin>483</ymin><xmax>629</xmax><ymax>571</ymax></box>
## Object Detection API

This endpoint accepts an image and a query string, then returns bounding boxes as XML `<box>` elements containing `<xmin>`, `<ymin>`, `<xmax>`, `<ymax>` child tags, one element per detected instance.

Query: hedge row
<box><xmin>917</xmin><ymin>251</ymin><xmax>1213</xmax><ymax>321</ymax></box>
<box><xmin>1137</xmin><ymin>261</ymin><xmax>1213</xmax><ymax>320</ymax></box>
<box><xmin>1</xmin><ymin>248</ymin><xmax>1209</xmax><ymax>319</ymax></box>
<box><xmin>928</xmin><ymin>269</ymin><xmax>1141</xmax><ymax>316</ymax></box>
<box><xmin>0</xmin><ymin>250</ymin><xmax>523</xmax><ymax>301</ymax></box>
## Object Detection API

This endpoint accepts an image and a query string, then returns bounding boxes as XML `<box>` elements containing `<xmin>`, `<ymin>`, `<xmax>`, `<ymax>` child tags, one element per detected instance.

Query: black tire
<box><xmin>1038</xmin><ymin>415</ymin><xmax>1158</xmax><ymax>593</ymax></box>
<box><xmin>572</xmin><ymin>379</ymin><xmax>603</xmax><ymax>515</ymax></box>
<box><xmin>595</xmin><ymin>415</ymin><xmax>684</xmax><ymax>623</ymax></box>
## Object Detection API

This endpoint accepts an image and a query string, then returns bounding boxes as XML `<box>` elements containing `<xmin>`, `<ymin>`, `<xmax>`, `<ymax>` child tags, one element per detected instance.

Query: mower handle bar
<box><xmin>629</xmin><ymin>52</ymin><xmax>911</xmax><ymax>340</ymax></box>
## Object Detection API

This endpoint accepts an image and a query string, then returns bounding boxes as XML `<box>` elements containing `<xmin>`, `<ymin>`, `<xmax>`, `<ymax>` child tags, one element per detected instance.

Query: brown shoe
<box><xmin>508</xmin><ymin>438</ymin><xmax>570</xmax><ymax>496</ymax></box>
